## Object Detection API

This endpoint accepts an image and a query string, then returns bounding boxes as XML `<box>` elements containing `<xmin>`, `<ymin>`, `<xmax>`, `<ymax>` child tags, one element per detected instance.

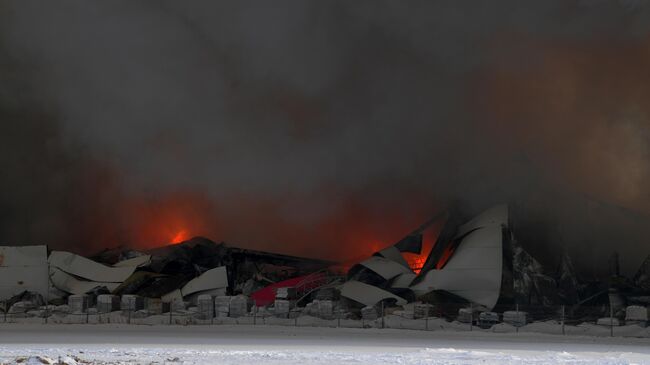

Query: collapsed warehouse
<box><xmin>0</xmin><ymin>239</ymin><xmax>333</xmax><ymax>317</ymax></box>
<box><xmin>1</xmin><ymin>203</ymin><xmax>650</xmax><ymax>327</ymax></box>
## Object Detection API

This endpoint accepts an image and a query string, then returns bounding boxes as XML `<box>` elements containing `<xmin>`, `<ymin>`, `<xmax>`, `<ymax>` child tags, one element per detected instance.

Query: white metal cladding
<box><xmin>359</xmin><ymin>256</ymin><xmax>413</xmax><ymax>280</ymax></box>
<box><xmin>390</xmin><ymin>272</ymin><xmax>416</xmax><ymax>289</ymax></box>
<box><xmin>49</xmin><ymin>267</ymin><xmax>121</xmax><ymax>295</ymax></box>
<box><xmin>49</xmin><ymin>251</ymin><xmax>136</xmax><ymax>283</ymax></box>
<box><xmin>181</xmin><ymin>266</ymin><xmax>228</xmax><ymax>297</ymax></box>
<box><xmin>377</xmin><ymin>246</ymin><xmax>411</xmax><ymax>268</ymax></box>
<box><xmin>410</xmin><ymin>225</ymin><xmax>503</xmax><ymax>310</ymax></box>
<box><xmin>454</xmin><ymin>204</ymin><xmax>508</xmax><ymax>239</ymax></box>
<box><xmin>340</xmin><ymin>280</ymin><xmax>407</xmax><ymax>307</ymax></box>
<box><xmin>0</xmin><ymin>245</ymin><xmax>49</xmax><ymax>300</ymax></box>
<box><xmin>112</xmin><ymin>255</ymin><xmax>151</xmax><ymax>268</ymax></box>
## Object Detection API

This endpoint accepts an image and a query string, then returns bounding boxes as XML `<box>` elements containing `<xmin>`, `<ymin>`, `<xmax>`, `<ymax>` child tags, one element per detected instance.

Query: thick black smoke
<box><xmin>1</xmin><ymin>1</ymin><xmax>649</xmax><ymax>275</ymax></box>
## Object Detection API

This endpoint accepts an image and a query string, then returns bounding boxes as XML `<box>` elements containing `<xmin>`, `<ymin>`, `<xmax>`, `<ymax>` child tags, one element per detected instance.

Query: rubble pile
<box><xmin>0</xmin><ymin>203</ymin><xmax>649</xmax><ymax>330</ymax></box>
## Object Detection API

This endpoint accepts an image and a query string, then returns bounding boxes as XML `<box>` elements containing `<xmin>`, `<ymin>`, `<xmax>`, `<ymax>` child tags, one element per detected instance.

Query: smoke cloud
<box><xmin>1</xmin><ymin>1</ymin><xmax>649</xmax><ymax>275</ymax></box>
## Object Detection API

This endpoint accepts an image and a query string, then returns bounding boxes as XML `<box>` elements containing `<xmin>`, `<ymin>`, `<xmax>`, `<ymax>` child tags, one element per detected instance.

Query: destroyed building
<box><xmin>337</xmin><ymin>203</ymin><xmax>650</xmax><ymax>321</ymax></box>
<box><xmin>1</xmin><ymin>200</ymin><xmax>649</xmax><ymax>325</ymax></box>
<box><xmin>0</xmin><ymin>237</ymin><xmax>332</xmax><ymax>309</ymax></box>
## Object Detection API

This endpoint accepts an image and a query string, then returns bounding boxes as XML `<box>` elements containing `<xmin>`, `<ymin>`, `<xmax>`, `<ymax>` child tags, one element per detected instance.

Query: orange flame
<box><xmin>171</xmin><ymin>230</ymin><xmax>189</xmax><ymax>244</ymax></box>
<box><xmin>405</xmin><ymin>254</ymin><xmax>427</xmax><ymax>274</ymax></box>
<box><xmin>119</xmin><ymin>191</ymin><xmax>219</xmax><ymax>249</ymax></box>
<box><xmin>404</xmin><ymin>223</ymin><xmax>441</xmax><ymax>274</ymax></box>
<box><xmin>435</xmin><ymin>243</ymin><xmax>456</xmax><ymax>270</ymax></box>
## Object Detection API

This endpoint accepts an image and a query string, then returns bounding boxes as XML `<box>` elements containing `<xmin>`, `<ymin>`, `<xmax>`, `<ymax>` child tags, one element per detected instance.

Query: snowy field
<box><xmin>1</xmin><ymin>324</ymin><xmax>650</xmax><ymax>364</ymax></box>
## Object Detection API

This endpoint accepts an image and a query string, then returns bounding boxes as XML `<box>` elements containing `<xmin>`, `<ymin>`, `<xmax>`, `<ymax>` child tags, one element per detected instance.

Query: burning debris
<box><xmin>336</xmin><ymin>203</ymin><xmax>650</xmax><ymax>322</ymax></box>
<box><xmin>1</xmin><ymin>237</ymin><xmax>332</xmax><ymax>311</ymax></box>
<box><xmin>0</xmin><ymin>203</ymin><xmax>649</xmax><ymax>329</ymax></box>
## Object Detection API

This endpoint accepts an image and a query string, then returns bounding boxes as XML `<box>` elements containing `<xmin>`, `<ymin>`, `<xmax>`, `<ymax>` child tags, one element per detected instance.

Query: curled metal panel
<box><xmin>49</xmin><ymin>251</ymin><xmax>136</xmax><ymax>283</ymax></box>
<box><xmin>50</xmin><ymin>267</ymin><xmax>120</xmax><ymax>295</ymax></box>
<box><xmin>455</xmin><ymin>204</ymin><xmax>508</xmax><ymax>239</ymax></box>
<box><xmin>377</xmin><ymin>246</ymin><xmax>410</xmax><ymax>269</ymax></box>
<box><xmin>359</xmin><ymin>256</ymin><xmax>413</xmax><ymax>280</ymax></box>
<box><xmin>181</xmin><ymin>266</ymin><xmax>228</xmax><ymax>297</ymax></box>
<box><xmin>390</xmin><ymin>272</ymin><xmax>416</xmax><ymax>289</ymax></box>
<box><xmin>410</xmin><ymin>225</ymin><xmax>503</xmax><ymax>310</ymax></box>
<box><xmin>113</xmin><ymin>255</ymin><xmax>151</xmax><ymax>268</ymax></box>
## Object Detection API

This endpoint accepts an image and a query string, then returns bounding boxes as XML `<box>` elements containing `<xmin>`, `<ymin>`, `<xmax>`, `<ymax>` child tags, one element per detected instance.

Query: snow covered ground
<box><xmin>1</xmin><ymin>324</ymin><xmax>650</xmax><ymax>364</ymax></box>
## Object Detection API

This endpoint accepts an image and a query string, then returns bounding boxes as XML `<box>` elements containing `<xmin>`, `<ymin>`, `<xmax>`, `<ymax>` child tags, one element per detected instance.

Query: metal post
<box><xmin>425</xmin><ymin>316</ymin><xmax>428</xmax><ymax>331</ymax></box>
<box><xmin>561</xmin><ymin>305</ymin><xmax>565</xmax><ymax>335</ymax></box>
<box><xmin>128</xmin><ymin>308</ymin><xmax>131</xmax><ymax>325</ymax></box>
<box><xmin>470</xmin><ymin>303</ymin><xmax>473</xmax><ymax>332</ymax></box>
<box><xmin>516</xmin><ymin>303</ymin><xmax>519</xmax><ymax>333</ymax></box>
<box><xmin>610</xmin><ymin>305</ymin><xmax>614</xmax><ymax>337</ymax></box>
<box><xmin>381</xmin><ymin>301</ymin><xmax>385</xmax><ymax>329</ymax></box>
<box><xmin>294</xmin><ymin>311</ymin><xmax>298</xmax><ymax>327</ymax></box>
<box><xmin>86</xmin><ymin>310</ymin><xmax>89</xmax><ymax>324</ymax></box>
<box><xmin>169</xmin><ymin>308</ymin><xmax>173</xmax><ymax>325</ymax></box>
<box><xmin>253</xmin><ymin>304</ymin><xmax>257</xmax><ymax>326</ymax></box>
<box><xmin>337</xmin><ymin>311</ymin><xmax>341</xmax><ymax>328</ymax></box>
<box><xmin>45</xmin><ymin>262</ymin><xmax>50</xmax><ymax>324</ymax></box>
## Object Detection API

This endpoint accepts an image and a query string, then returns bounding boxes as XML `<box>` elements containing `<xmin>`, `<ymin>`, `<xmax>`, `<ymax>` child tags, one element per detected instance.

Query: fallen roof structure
<box><xmin>49</xmin><ymin>268</ymin><xmax>121</xmax><ymax>295</ymax></box>
<box><xmin>179</xmin><ymin>266</ymin><xmax>228</xmax><ymax>297</ymax></box>
<box><xmin>340</xmin><ymin>204</ymin><xmax>507</xmax><ymax>310</ymax></box>
<box><xmin>49</xmin><ymin>251</ymin><xmax>136</xmax><ymax>283</ymax></box>
<box><xmin>0</xmin><ymin>237</ymin><xmax>334</xmax><ymax>305</ymax></box>
<box><xmin>112</xmin><ymin>255</ymin><xmax>151</xmax><ymax>268</ymax></box>
<box><xmin>356</xmin><ymin>256</ymin><xmax>413</xmax><ymax>281</ymax></box>
<box><xmin>410</xmin><ymin>224</ymin><xmax>504</xmax><ymax>309</ymax></box>
<box><xmin>376</xmin><ymin>246</ymin><xmax>410</xmax><ymax>269</ymax></box>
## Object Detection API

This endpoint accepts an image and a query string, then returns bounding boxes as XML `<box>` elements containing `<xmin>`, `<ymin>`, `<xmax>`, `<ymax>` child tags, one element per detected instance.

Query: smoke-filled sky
<box><xmin>1</xmin><ymin>1</ymin><xmax>649</xmax><ymax>273</ymax></box>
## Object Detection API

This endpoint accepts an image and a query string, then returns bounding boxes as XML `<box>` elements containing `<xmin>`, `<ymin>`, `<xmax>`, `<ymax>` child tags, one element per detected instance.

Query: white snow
<box><xmin>1</xmin><ymin>324</ymin><xmax>650</xmax><ymax>364</ymax></box>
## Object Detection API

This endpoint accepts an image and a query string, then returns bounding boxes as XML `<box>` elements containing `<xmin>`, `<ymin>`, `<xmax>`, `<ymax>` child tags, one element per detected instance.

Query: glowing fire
<box><xmin>405</xmin><ymin>227</ymin><xmax>440</xmax><ymax>274</ymax></box>
<box><xmin>120</xmin><ymin>191</ymin><xmax>219</xmax><ymax>249</ymax></box>
<box><xmin>171</xmin><ymin>230</ymin><xmax>189</xmax><ymax>244</ymax></box>
<box><xmin>346</xmin><ymin>215</ymin><xmax>445</xmax><ymax>275</ymax></box>
<box><xmin>405</xmin><ymin>254</ymin><xmax>427</xmax><ymax>274</ymax></box>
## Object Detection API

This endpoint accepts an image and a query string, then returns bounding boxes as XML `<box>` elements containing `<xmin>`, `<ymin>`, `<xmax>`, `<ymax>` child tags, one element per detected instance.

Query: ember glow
<box><xmin>412</xmin><ymin>220</ymin><xmax>443</xmax><ymax>274</ymax></box>
<box><xmin>119</xmin><ymin>192</ymin><xmax>220</xmax><ymax>249</ymax></box>
<box><xmin>405</xmin><ymin>254</ymin><xmax>427</xmax><ymax>274</ymax></box>
<box><xmin>345</xmin><ymin>222</ymin><xmax>440</xmax><ymax>275</ymax></box>
<box><xmin>171</xmin><ymin>230</ymin><xmax>189</xmax><ymax>245</ymax></box>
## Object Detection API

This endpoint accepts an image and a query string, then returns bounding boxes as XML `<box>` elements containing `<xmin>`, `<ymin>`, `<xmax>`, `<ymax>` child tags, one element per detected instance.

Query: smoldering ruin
<box><xmin>1</xmin><ymin>1</ymin><xmax>650</xmax><ymax>329</ymax></box>
<box><xmin>1</xmin><ymin>202</ymin><xmax>650</xmax><ymax>328</ymax></box>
